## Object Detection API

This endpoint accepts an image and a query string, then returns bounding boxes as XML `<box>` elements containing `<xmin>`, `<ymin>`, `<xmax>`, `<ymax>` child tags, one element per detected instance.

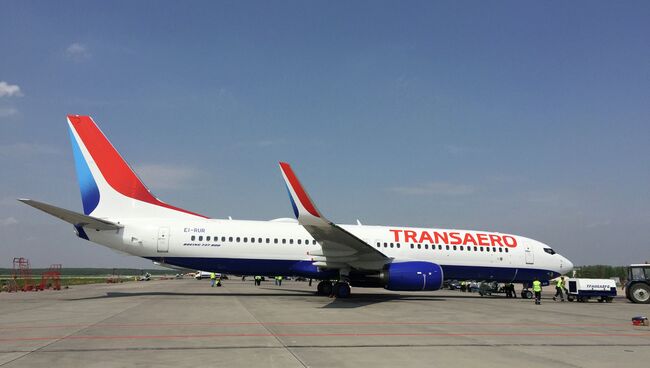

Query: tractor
<box><xmin>625</xmin><ymin>264</ymin><xmax>650</xmax><ymax>304</ymax></box>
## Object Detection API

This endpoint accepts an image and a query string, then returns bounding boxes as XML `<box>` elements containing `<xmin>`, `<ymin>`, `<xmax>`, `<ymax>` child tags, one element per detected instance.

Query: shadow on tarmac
<box><xmin>69</xmin><ymin>287</ymin><xmax>451</xmax><ymax>308</ymax></box>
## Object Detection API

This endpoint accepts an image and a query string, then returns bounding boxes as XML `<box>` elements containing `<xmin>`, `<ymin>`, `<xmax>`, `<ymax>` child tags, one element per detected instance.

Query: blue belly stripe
<box><xmin>146</xmin><ymin>257</ymin><xmax>559</xmax><ymax>283</ymax></box>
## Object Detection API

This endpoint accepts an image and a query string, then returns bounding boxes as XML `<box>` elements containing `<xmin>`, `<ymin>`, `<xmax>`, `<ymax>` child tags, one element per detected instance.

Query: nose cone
<box><xmin>561</xmin><ymin>256</ymin><xmax>574</xmax><ymax>275</ymax></box>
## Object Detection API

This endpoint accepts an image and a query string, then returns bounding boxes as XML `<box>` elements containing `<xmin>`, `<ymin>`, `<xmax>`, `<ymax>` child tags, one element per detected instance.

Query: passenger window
<box><xmin>499</xmin><ymin>248</ymin><xmax>503</xmax><ymax>252</ymax></box>
<box><xmin>298</xmin><ymin>239</ymin><xmax>302</xmax><ymax>245</ymax></box>
<box><xmin>251</xmin><ymin>238</ymin><xmax>255</xmax><ymax>243</ymax></box>
<box><xmin>453</xmin><ymin>245</ymin><xmax>457</xmax><ymax>250</ymax></box>
<box><xmin>410</xmin><ymin>244</ymin><xmax>414</xmax><ymax>249</ymax></box>
<box><xmin>282</xmin><ymin>239</ymin><xmax>286</xmax><ymax>244</ymax></box>
<box><xmin>266</xmin><ymin>238</ymin><xmax>270</xmax><ymax>243</ymax></box>
<box><xmin>290</xmin><ymin>239</ymin><xmax>294</xmax><ymax>244</ymax></box>
<box><xmin>446</xmin><ymin>245</ymin><xmax>450</xmax><ymax>250</ymax></box>
<box><xmin>486</xmin><ymin>247</ymin><xmax>490</xmax><ymax>252</ymax></box>
<box><xmin>425</xmin><ymin>244</ymin><xmax>428</xmax><ymax>249</ymax></box>
<box><xmin>438</xmin><ymin>245</ymin><xmax>442</xmax><ymax>250</ymax></box>
<box><xmin>460</xmin><ymin>246</ymin><xmax>464</xmax><ymax>251</ymax></box>
<box><xmin>377</xmin><ymin>242</ymin><xmax>381</xmax><ymax>248</ymax></box>
<box><xmin>243</xmin><ymin>237</ymin><xmax>247</xmax><ymax>243</ymax></box>
<box><xmin>236</xmin><ymin>237</ymin><xmax>240</xmax><ymax>242</ymax></box>
<box><xmin>199</xmin><ymin>236</ymin><xmax>203</xmax><ymax>241</ymax></box>
<box><xmin>313</xmin><ymin>240</ymin><xmax>317</xmax><ymax>245</ymax></box>
<box><xmin>229</xmin><ymin>237</ymin><xmax>233</xmax><ymax>242</ymax></box>
<box><xmin>191</xmin><ymin>235</ymin><xmax>195</xmax><ymax>241</ymax></box>
<box><xmin>505</xmin><ymin>248</ymin><xmax>509</xmax><ymax>253</ymax></box>
<box><xmin>390</xmin><ymin>243</ymin><xmax>394</xmax><ymax>248</ymax></box>
<box><xmin>474</xmin><ymin>246</ymin><xmax>477</xmax><ymax>251</ymax></box>
<box><xmin>274</xmin><ymin>238</ymin><xmax>278</xmax><ymax>244</ymax></box>
<box><xmin>206</xmin><ymin>236</ymin><xmax>211</xmax><ymax>241</ymax></box>
<box><xmin>480</xmin><ymin>247</ymin><xmax>484</xmax><ymax>252</ymax></box>
<box><xmin>259</xmin><ymin>238</ymin><xmax>263</xmax><ymax>243</ymax></box>
<box><xmin>221</xmin><ymin>236</ymin><xmax>225</xmax><ymax>241</ymax></box>
<box><xmin>396</xmin><ymin>243</ymin><xmax>400</xmax><ymax>248</ymax></box>
<box><xmin>417</xmin><ymin>244</ymin><xmax>421</xmax><ymax>249</ymax></box>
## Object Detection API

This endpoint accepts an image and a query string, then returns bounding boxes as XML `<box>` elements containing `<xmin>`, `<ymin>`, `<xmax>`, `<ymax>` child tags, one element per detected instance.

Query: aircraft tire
<box><xmin>317</xmin><ymin>281</ymin><xmax>333</xmax><ymax>296</ymax></box>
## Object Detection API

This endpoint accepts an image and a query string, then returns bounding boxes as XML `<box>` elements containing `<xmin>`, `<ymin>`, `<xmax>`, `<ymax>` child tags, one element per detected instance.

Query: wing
<box><xmin>279</xmin><ymin>162</ymin><xmax>389</xmax><ymax>271</ymax></box>
<box><xmin>18</xmin><ymin>199</ymin><xmax>122</xmax><ymax>230</ymax></box>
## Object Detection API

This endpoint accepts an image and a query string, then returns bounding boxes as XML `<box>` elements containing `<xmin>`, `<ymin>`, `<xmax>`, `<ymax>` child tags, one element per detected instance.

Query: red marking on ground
<box><xmin>1</xmin><ymin>331</ymin><xmax>649</xmax><ymax>343</ymax></box>
<box><xmin>0</xmin><ymin>321</ymin><xmax>630</xmax><ymax>331</ymax></box>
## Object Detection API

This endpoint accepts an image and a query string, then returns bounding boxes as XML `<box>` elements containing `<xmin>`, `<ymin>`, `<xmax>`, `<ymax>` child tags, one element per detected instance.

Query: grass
<box><xmin>0</xmin><ymin>268</ymin><xmax>181</xmax><ymax>291</ymax></box>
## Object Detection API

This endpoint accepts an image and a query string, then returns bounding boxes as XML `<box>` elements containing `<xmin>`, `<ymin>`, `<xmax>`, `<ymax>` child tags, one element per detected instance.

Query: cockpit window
<box><xmin>543</xmin><ymin>248</ymin><xmax>556</xmax><ymax>255</ymax></box>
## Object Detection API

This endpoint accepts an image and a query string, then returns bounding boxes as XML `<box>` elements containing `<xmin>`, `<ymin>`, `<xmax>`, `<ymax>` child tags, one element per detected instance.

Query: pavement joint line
<box><xmin>225</xmin><ymin>287</ymin><xmax>309</xmax><ymax>368</ymax></box>
<box><xmin>0</xmin><ymin>295</ymin><xmax>148</xmax><ymax>367</ymax></box>
<box><xmin>3</xmin><ymin>343</ymin><xmax>650</xmax><ymax>354</ymax></box>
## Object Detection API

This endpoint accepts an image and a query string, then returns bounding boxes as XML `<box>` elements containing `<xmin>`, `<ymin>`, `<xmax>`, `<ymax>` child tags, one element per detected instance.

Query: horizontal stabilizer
<box><xmin>18</xmin><ymin>199</ymin><xmax>122</xmax><ymax>230</ymax></box>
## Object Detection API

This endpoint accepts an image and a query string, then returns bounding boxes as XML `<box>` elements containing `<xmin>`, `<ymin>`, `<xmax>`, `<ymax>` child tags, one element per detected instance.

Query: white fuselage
<box><xmin>85</xmin><ymin>217</ymin><xmax>572</xmax><ymax>283</ymax></box>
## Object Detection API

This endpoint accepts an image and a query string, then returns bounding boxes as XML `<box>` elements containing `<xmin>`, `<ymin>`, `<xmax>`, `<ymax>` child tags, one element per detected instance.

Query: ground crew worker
<box><xmin>276</xmin><ymin>276</ymin><xmax>283</xmax><ymax>286</ymax></box>
<box><xmin>553</xmin><ymin>277</ymin><xmax>565</xmax><ymax>301</ymax></box>
<box><xmin>254</xmin><ymin>275</ymin><xmax>261</xmax><ymax>286</ymax></box>
<box><xmin>216</xmin><ymin>276</ymin><xmax>222</xmax><ymax>287</ymax></box>
<box><xmin>210</xmin><ymin>272</ymin><xmax>216</xmax><ymax>287</ymax></box>
<box><xmin>532</xmin><ymin>278</ymin><xmax>542</xmax><ymax>305</ymax></box>
<box><xmin>509</xmin><ymin>283</ymin><xmax>517</xmax><ymax>298</ymax></box>
<box><xmin>504</xmin><ymin>283</ymin><xmax>512</xmax><ymax>298</ymax></box>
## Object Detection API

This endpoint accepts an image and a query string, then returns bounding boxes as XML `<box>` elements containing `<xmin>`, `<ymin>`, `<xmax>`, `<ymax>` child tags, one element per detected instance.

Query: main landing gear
<box><xmin>316</xmin><ymin>280</ymin><xmax>351</xmax><ymax>298</ymax></box>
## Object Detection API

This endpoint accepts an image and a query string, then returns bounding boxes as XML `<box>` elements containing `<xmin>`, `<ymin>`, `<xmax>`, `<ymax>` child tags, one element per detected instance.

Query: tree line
<box><xmin>574</xmin><ymin>265</ymin><xmax>628</xmax><ymax>279</ymax></box>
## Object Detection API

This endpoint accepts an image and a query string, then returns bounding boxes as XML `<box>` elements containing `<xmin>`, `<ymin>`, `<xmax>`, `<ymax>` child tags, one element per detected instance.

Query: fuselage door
<box><xmin>524</xmin><ymin>244</ymin><xmax>534</xmax><ymax>264</ymax></box>
<box><xmin>157</xmin><ymin>227</ymin><xmax>170</xmax><ymax>253</ymax></box>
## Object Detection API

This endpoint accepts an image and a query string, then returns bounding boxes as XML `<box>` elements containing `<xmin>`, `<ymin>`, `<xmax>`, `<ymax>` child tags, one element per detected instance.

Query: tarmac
<box><xmin>1</xmin><ymin>278</ymin><xmax>649</xmax><ymax>368</ymax></box>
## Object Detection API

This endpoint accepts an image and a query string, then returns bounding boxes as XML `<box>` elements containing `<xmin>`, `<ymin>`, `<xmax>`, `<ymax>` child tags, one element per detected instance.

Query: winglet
<box><xmin>279</xmin><ymin>162</ymin><xmax>327</xmax><ymax>225</ymax></box>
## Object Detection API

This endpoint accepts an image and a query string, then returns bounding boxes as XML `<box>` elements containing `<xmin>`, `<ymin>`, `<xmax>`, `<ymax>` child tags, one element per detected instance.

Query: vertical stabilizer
<box><xmin>67</xmin><ymin>115</ymin><xmax>206</xmax><ymax>219</ymax></box>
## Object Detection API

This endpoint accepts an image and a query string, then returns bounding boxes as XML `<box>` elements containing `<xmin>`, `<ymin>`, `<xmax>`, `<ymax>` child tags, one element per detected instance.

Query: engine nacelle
<box><xmin>381</xmin><ymin>261</ymin><xmax>444</xmax><ymax>291</ymax></box>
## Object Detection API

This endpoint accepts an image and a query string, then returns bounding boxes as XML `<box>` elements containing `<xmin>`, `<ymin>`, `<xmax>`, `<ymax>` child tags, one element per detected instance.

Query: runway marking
<box><xmin>0</xmin><ymin>321</ymin><xmax>631</xmax><ymax>331</ymax></box>
<box><xmin>1</xmin><ymin>331</ymin><xmax>649</xmax><ymax>343</ymax></box>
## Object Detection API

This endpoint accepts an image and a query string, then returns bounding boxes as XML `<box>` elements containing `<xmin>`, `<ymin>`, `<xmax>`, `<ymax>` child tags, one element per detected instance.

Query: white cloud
<box><xmin>0</xmin><ymin>143</ymin><xmax>61</xmax><ymax>158</ymax></box>
<box><xmin>133</xmin><ymin>164</ymin><xmax>198</xmax><ymax>190</ymax></box>
<box><xmin>0</xmin><ymin>107</ymin><xmax>18</xmax><ymax>118</ymax></box>
<box><xmin>390</xmin><ymin>182</ymin><xmax>476</xmax><ymax>196</ymax></box>
<box><xmin>65</xmin><ymin>42</ymin><xmax>91</xmax><ymax>62</ymax></box>
<box><xmin>0</xmin><ymin>217</ymin><xmax>18</xmax><ymax>226</ymax></box>
<box><xmin>0</xmin><ymin>81</ymin><xmax>23</xmax><ymax>97</ymax></box>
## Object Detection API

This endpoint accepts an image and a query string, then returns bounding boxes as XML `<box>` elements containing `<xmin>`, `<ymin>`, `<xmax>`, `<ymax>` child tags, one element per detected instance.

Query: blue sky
<box><xmin>1</xmin><ymin>1</ymin><xmax>649</xmax><ymax>268</ymax></box>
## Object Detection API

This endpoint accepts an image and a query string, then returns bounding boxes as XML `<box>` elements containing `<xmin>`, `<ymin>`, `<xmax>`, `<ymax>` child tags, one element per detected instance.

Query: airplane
<box><xmin>20</xmin><ymin>115</ymin><xmax>574</xmax><ymax>298</ymax></box>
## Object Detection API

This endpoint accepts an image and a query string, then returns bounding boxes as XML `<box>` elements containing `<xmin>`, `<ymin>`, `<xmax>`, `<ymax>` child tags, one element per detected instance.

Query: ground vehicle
<box><xmin>194</xmin><ymin>271</ymin><xmax>220</xmax><ymax>280</ymax></box>
<box><xmin>566</xmin><ymin>278</ymin><xmax>616</xmax><ymax>303</ymax></box>
<box><xmin>478</xmin><ymin>281</ymin><xmax>501</xmax><ymax>296</ymax></box>
<box><xmin>625</xmin><ymin>264</ymin><xmax>650</xmax><ymax>304</ymax></box>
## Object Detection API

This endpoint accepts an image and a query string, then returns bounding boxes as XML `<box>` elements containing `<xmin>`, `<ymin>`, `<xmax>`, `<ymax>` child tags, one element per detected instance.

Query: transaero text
<box><xmin>389</xmin><ymin>229</ymin><xmax>518</xmax><ymax>247</ymax></box>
